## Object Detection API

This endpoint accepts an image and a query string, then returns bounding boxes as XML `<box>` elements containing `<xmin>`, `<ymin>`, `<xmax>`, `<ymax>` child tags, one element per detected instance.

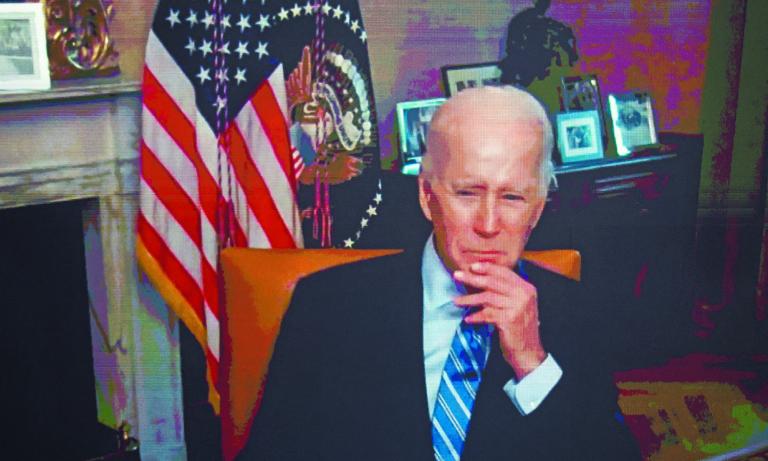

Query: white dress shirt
<box><xmin>421</xmin><ymin>235</ymin><xmax>563</xmax><ymax>417</ymax></box>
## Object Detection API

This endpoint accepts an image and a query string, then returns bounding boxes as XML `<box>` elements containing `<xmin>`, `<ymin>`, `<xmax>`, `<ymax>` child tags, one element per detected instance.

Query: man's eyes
<box><xmin>454</xmin><ymin>190</ymin><xmax>525</xmax><ymax>201</ymax></box>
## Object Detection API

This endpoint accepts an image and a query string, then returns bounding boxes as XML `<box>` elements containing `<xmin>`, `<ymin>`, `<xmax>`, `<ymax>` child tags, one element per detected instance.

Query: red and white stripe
<box><xmin>138</xmin><ymin>31</ymin><xmax>303</xmax><ymax>397</ymax></box>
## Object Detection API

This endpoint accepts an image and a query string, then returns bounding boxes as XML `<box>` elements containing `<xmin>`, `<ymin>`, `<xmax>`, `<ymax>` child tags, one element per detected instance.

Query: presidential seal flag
<box><xmin>280</xmin><ymin>1</ymin><xmax>383</xmax><ymax>249</ymax></box>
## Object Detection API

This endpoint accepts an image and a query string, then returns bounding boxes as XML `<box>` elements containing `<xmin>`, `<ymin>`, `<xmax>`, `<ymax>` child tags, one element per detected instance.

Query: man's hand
<box><xmin>453</xmin><ymin>262</ymin><xmax>546</xmax><ymax>380</ymax></box>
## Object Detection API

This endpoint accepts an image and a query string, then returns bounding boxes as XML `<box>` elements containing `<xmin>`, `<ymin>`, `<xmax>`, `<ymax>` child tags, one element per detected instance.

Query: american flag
<box><xmin>137</xmin><ymin>0</ymin><xmax>381</xmax><ymax>410</ymax></box>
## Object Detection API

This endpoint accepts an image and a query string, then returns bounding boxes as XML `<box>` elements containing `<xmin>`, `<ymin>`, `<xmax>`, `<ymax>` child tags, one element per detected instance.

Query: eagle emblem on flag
<box><xmin>271</xmin><ymin>1</ymin><xmax>382</xmax><ymax>248</ymax></box>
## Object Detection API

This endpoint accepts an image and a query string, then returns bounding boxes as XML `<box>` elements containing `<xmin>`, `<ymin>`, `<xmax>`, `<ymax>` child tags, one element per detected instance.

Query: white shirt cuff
<box><xmin>502</xmin><ymin>354</ymin><xmax>563</xmax><ymax>415</ymax></box>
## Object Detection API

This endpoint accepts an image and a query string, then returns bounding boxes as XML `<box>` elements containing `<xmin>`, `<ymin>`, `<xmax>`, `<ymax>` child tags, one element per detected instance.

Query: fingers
<box><xmin>453</xmin><ymin>291</ymin><xmax>504</xmax><ymax>309</ymax></box>
<box><xmin>463</xmin><ymin>303</ymin><xmax>530</xmax><ymax>326</ymax></box>
<box><xmin>464</xmin><ymin>309</ymin><xmax>495</xmax><ymax>325</ymax></box>
<box><xmin>468</xmin><ymin>261</ymin><xmax>518</xmax><ymax>278</ymax></box>
<box><xmin>454</xmin><ymin>262</ymin><xmax>521</xmax><ymax>294</ymax></box>
<box><xmin>453</xmin><ymin>270</ymin><xmax>485</xmax><ymax>291</ymax></box>
<box><xmin>453</xmin><ymin>261</ymin><xmax>537</xmax><ymax>325</ymax></box>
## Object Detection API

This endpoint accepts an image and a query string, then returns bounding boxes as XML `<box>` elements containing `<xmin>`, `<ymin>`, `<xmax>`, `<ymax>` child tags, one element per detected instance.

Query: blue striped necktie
<box><xmin>431</xmin><ymin>319</ymin><xmax>493</xmax><ymax>461</ymax></box>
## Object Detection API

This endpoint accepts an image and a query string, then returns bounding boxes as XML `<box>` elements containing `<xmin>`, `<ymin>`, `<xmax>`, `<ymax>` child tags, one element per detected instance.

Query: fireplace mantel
<box><xmin>0</xmin><ymin>78</ymin><xmax>187</xmax><ymax>461</ymax></box>
<box><xmin>0</xmin><ymin>77</ymin><xmax>141</xmax><ymax>209</ymax></box>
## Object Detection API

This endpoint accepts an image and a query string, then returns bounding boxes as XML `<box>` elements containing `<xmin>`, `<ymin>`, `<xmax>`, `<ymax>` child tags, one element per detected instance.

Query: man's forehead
<box><xmin>435</xmin><ymin>147</ymin><xmax>541</xmax><ymax>183</ymax></box>
<box><xmin>439</xmin><ymin>118</ymin><xmax>543</xmax><ymax>155</ymax></box>
<box><xmin>435</xmin><ymin>113</ymin><xmax>543</xmax><ymax>143</ymax></box>
<box><xmin>440</xmin><ymin>88</ymin><xmax>524</xmax><ymax>114</ymax></box>
<box><xmin>429</xmin><ymin>120</ymin><xmax>541</xmax><ymax>174</ymax></box>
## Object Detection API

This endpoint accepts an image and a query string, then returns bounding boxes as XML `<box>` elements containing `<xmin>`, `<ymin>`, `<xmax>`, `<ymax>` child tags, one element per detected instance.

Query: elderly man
<box><xmin>239</xmin><ymin>86</ymin><xmax>638</xmax><ymax>460</ymax></box>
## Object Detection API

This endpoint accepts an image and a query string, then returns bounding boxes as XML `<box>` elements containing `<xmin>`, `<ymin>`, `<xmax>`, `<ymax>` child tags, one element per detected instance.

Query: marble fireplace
<box><xmin>0</xmin><ymin>79</ymin><xmax>186</xmax><ymax>461</ymax></box>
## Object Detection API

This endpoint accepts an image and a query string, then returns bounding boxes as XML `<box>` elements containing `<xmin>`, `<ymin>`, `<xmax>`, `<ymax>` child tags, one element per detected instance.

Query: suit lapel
<box><xmin>376</xmin><ymin>251</ymin><xmax>434</xmax><ymax>458</ymax></box>
<box><xmin>461</xmin><ymin>334</ymin><xmax>518</xmax><ymax>461</ymax></box>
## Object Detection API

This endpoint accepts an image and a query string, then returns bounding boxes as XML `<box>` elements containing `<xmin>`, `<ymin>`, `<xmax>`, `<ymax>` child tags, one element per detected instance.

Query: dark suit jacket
<box><xmin>237</xmin><ymin>249</ymin><xmax>640</xmax><ymax>460</ymax></box>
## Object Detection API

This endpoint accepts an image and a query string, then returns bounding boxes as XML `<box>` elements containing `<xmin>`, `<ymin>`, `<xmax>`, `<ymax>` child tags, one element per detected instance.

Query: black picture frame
<box><xmin>441</xmin><ymin>61</ymin><xmax>502</xmax><ymax>97</ymax></box>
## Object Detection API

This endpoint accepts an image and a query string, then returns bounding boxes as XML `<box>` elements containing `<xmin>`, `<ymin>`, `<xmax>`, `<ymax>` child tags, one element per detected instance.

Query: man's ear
<box><xmin>418</xmin><ymin>175</ymin><xmax>434</xmax><ymax>222</ymax></box>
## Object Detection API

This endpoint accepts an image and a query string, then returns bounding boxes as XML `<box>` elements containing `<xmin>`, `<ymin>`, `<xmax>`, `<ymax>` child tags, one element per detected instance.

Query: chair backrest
<box><xmin>219</xmin><ymin>248</ymin><xmax>402</xmax><ymax>460</ymax></box>
<box><xmin>219</xmin><ymin>247</ymin><xmax>581</xmax><ymax>460</ymax></box>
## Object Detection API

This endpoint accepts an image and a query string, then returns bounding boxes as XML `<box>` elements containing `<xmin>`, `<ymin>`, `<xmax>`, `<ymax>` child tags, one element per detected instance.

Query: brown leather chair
<box><xmin>218</xmin><ymin>247</ymin><xmax>580</xmax><ymax>460</ymax></box>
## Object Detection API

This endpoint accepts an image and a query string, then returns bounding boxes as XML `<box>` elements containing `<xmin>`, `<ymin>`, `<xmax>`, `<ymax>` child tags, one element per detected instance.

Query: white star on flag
<box><xmin>201</xmin><ymin>11</ymin><xmax>214</xmax><ymax>29</ymax></box>
<box><xmin>185</xmin><ymin>10</ymin><xmax>198</xmax><ymax>27</ymax></box>
<box><xmin>217</xmin><ymin>41</ymin><xmax>231</xmax><ymax>55</ymax></box>
<box><xmin>199</xmin><ymin>39</ymin><xmax>213</xmax><ymax>57</ymax></box>
<box><xmin>234</xmin><ymin>68</ymin><xmax>247</xmax><ymax>84</ymax></box>
<box><xmin>333</xmin><ymin>5</ymin><xmax>343</xmax><ymax>18</ymax></box>
<box><xmin>196</xmin><ymin>66</ymin><xmax>211</xmax><ymax>84</ymax></box>
<box><xmin>166</xmin><ymin>9</ymin><xmax>181</xmax><ymax>27</ymax></box>
<box><xmin>350</xmin><ymin>19</ymin><xmax>359</xmax><ymax>32</ymax></box>
<box><xmin>235</xmin><ymin>41</ymin><xmax>249</xmax><ymax>58</ymax></box>
<box><xmin>255</xmin><ymin>41</ymin><xmax>269</xmax><ymax>58</ymax></box>
<box><xmin>237</xmin><ymin>14</ymin><xmax>251</xmax><ymax>32</ymax></box>
<box><xmin>277</xmin><ymin>7</ymin><xmax>289</xmax><ymax>20</ymax></box>
<box><xmin>343</xmin><ymin>238</ymin><xmax>354</xmax><ymax>248</ymax></box>
<box><xmin>374</xmin><ymin>193</ymin><xmax>382</xmax><ymax>204</ymax></box>
<box><xmin>214</xmin><ymin>96</ymin><xmax>226</xmax><ymax>113</ymax></box>
<box><xmin>303</xmin><ymin>1</ymin><xmax>314</xmax><ymax>15</ymax></box>
<box><xmin>322</xmin><ymin>3</ymin><xmax>332</xmax><ymax>15</ymax></box>
<box><xmin>185</xmin><ymin>38</ymin><xmax>196</xmax><ymax>55</ymax></box>
<box><xmin>360</xmin><ymin>30</ymin><xmax>367</xmax><ymax>42</ymax></box>
<box><xmin>366</xmin><ymin>205</ymin><xmax>377</xmax><ymax>216</ymax></box>
<box><xmin>215</xmin><ymin>68</ymin><xmax>229</xmax><ymax>82</ymax></box>
<box><xmin>221</xmin><ymin>14</ymin><xmax>232</xmax><ymax>30</ymax></box>
<box><xmin>256</xmin><ymin>14</ymin><xmax>271</xmax><ymax>31</ymax></box>
<box><xmin>291</xmin><ymin>3</ymin><xmax>302</xmax><ymax>17</ymax></box>
<box><xmin>361</xmin><ymin>217</ymin><xmax>369</xmax><ymax>228</ymax></box>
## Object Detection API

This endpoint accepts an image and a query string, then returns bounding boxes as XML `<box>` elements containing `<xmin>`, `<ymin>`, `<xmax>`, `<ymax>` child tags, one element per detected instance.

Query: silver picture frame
<box><xmin>607</xmin><ymin>92</ymin><xmax>658</xmax><ymax>156</ymax></box>
<box><xmin>395</xmin><ymin>97</ymin><xmax>446</xmax><ymax>175</ymax></box>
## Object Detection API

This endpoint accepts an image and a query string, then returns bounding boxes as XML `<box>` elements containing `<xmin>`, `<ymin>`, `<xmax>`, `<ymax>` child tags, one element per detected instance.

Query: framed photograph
<box><xmin>395</xmin><ymin>97</ymin><xmax>446</xmax><ymax>175</ymax></box>
<box><xmin>560</xmin><ymin>75</ymin><xmax>602</xmax><ymax>111</ymax></box>
<box><xmin>607</xmin><ymin>92</ymin><xmax>658</xmax><ymax>156</ymax></box>
<box><xmin>441</xmin><ymin>61</ymin><xmax>502</xmax><ymax>97</ymax></box>
<box><xmin>560</xmin><ymin>74</ymin><xmax>607</xmax><ymax>140</ymax></box>
<box><xmin>0</xmin><ymin>3</ymin><xmax>50</xmax><ymax>91</ymax></box>
<box><xmin>556</xmin><ymin>110</ymin><xmax>604</xmax><ymax>163</ymax></box>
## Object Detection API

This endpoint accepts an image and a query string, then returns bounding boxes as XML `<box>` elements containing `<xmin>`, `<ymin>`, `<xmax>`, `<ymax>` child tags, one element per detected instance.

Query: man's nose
<box><xmin>474</xmin><ymin>197</ymin><xmax>501</xmax><ymax>237</ymax></box>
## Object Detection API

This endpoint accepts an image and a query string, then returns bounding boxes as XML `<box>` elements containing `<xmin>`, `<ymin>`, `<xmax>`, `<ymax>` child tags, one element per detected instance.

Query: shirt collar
<box><xmin>421</xmin><ymin>234</ymin><xmax>466</xmax><ymax>311</ymax></box>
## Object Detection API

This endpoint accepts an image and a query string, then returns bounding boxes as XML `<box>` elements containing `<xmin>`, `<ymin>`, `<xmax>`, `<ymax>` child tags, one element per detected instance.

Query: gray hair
<box><xmin>421</xmin><ymin>85</ymin><xmax>556</xmax><ymax>197</ymax></box>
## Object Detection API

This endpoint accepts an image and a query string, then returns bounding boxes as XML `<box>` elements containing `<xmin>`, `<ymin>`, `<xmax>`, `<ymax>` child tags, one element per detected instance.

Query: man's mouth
<box><xmin>465</xmin><ymin>250</ymin><xmax>504</xmax><ymax>262</ymax></box>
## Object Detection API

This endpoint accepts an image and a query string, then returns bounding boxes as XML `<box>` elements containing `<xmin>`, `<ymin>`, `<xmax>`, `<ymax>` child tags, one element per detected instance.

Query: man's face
<box><xmin>419</xmin><ymin>119</ymin><xmax>546</xmax><ymax>273</ymax></box>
